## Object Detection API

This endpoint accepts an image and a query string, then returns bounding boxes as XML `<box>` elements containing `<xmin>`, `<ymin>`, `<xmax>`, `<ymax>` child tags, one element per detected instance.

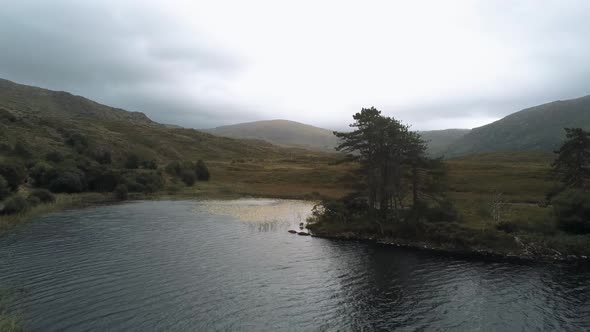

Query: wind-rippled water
<box><xmin>1</xmin><ymin>199</ymin><xmax>590</xmax><ymax>331</ymax></box>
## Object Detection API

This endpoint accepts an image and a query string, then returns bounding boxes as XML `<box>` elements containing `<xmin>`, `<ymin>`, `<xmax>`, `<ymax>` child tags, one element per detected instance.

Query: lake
<box><xmin>1</xmin><ymin>199</ymin><xmax>589</xmax><ymax>331</ymax></box>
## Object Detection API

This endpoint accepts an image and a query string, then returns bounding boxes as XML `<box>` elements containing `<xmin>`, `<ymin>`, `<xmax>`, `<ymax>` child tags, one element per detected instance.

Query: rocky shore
<box><xmin>310</xmin><ymin>230</ymin><xmax>590</xmax><ymax>263</ymax></box>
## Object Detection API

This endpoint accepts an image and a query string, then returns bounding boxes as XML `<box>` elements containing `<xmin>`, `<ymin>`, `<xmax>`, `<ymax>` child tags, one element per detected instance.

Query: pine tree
<box><xmin>552</xmin><ymin>128</ymin><xmax>590</xmax><ymax>190</ymax></box>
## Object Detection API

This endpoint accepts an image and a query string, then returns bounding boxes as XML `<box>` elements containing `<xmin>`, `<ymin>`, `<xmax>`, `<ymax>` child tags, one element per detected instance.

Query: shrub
<box><xmin>13</xmin><ymin>142</ymin><xmax>32</xmax><ymax>158</ymax></box>
<box><xmin>125</xmin><ymin>154</ymin><xmax>140</xmax><ymax>169</ymax></box>
<box><xmin>45</xmin><ymin>151</ymin><xmax>65</xmax><ymax>163</ymax></box>
<box><xmin>496</xmin><ymin>221</ymin><xmax>519</xmax><ymax>234</ymax></box>
<box><xmin>165</xmin><ymin>161</ymin><xmax>182</xmax><ymax>176</ymax></box>
<box><xmin>0</xmin><ymin>143</ymin><xmax>12</xmax><ymax>153</ymax></box>
<box><xmin>0</xmin><ymin>161</ymin><xmax>26</xmax><ymax>191</ymax></box>
<box><xmin>125</xmin><ymin>171</ymin><xmax>163</xmax><ymax>193</ymax></box>
<box><xmin>142</xmin><ymin>159</ymin><xmax>158</xmax><ymax>170</ymax></box>
<box><xmin>86</xmin><ymin>167</ymin><xmax>121</xmax><ymax>192</ymax></box>
<box><xmin>0</xmin><ymin>175</ymin><xmax>9</xmax><ymax>201</ymax></box>
<box><xmin>553</xmin><ymin>189</ymin><xmax>590</xmax><ymax>234</ymax></box>
<box><xmin>181</xmin><ymin>171</ymin><xmax>196</xmax><ymax>186</ymax></box>
<box><xmin>27</xmin><ymin>195</ymin><xmax>41</xmax><ymax>206</ymax></box>
<box><xmin>30</xmin><ymin>161</ymin><xmax>55</xmax><ymax>187</ymax></box>
<box><xmin>196</xmin><ymin>160</ymin><xmax>210</xmax><ymax>181</ymax></box>
<box><xmin>93</xmin><ymin>150</ymin><xmax>112</xmax><ymax>165</ymax></box>
<box><xmin>65</xmin><ymin>133</ymin><xmax>89</xmax><ymax>153</ymax></box>
<box><xmin>113</xmin><ymin>184</ymin><xmax>128</xmax><ymax>200</ymax></box>
<box><xmin>136</xmin><ymin>171</ymin><xmax>163</xmax><ymax>193</ymax></box>
<box><xmin>74</xmin><ymin>155</ymin><xmax>95</xmax><ymax>172</ymax></box>
<box><xmin>419</xmin><ymin>199</ymin><xmax>460</xmax><ymax>223</ymax></box>
<box><xmin>0</xmin><ymin>108</ymin><xmax>17</xmax><ymax>122</ymax></box>
<box><xmin>29</xmin><ymin>189</ymin><xmax>56</xmax><ymax>203</ymax></box>
<box><xmin>49</xmin><ymin>171</ymin><xmax>85</xmax><ymax>193</ymax></box>
<box><xmin>1</xmin><ymin>195</ymin><xmax>29</xmax><ymax>215</ymax></box>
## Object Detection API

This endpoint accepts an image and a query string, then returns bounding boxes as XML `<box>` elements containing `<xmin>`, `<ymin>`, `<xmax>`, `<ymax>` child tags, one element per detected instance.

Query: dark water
<box><xmin>1</xmin><ymin>200</ymin><xmax>590</xmax><ymax>331</ymax></box>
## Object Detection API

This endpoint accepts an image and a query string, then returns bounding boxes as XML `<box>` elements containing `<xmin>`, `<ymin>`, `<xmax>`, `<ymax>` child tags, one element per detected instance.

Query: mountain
<box><xmin>202</xmin><ymin>119</ymin><xmax>340</xmax><ymax>152</ymax></box>
<box><xmin>444</xmin><ymin>95</ymin><xmax>590</xmax><ymax>157</ymax></box>
<box><xmin>0</xmin><ymin>79</ymin><xmax>311</xmax><ymax>163</ymax></box>
<box><xmin>418</xmin><ymin>129</ymin><xmax>471</xmax><ymax>157</ymax></box>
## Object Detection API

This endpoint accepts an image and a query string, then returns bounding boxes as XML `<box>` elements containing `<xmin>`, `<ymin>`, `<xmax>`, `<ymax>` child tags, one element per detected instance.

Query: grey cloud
<box><xmin>1</xmin><ymin>1</ymin><xmax>590</xmax><ymax>131</ymax></box>
<box><xmin>0</xmin><ymin>0</ymin><xmax>242</xmax><ymax>127</ymax></box>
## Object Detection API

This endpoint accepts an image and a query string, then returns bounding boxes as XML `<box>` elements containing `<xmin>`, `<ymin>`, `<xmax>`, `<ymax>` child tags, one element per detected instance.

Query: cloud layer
<box><xmin>1</xmin><ymin>0</ymin><xmax>590</xmax><ymax>130</ymax></box>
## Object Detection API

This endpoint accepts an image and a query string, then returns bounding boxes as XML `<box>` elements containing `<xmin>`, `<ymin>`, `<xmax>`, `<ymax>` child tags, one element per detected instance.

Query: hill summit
<box><xmin>202</xmin><ymin>119</ymin><xmax>340</xmax><ymax>152</ymax></box>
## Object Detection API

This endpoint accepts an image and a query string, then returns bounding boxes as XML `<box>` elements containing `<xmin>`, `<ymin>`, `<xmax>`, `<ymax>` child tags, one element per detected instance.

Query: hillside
<box><xmin>0</xmin><ymin>79</ymin><xmax>315</xmax><ymax>163</ymax></box>
<box><xmin>418</xmin><ymin>129</ymin><xmax>471</xmax><ymax>157</ymax></box>
<box><xmin>0</xmin><ymin>78</ymin><xmax>357</xmax><ymax>233</ymax></box>
<box><xmin>445</xmin><ymin>95</ymin><xmax>590</xmax><ymax>157</ymax></box>
<box><xmin>202</xmin><ymin>120</ymin><xmax>340</xmax><ymax>152</ymax></box>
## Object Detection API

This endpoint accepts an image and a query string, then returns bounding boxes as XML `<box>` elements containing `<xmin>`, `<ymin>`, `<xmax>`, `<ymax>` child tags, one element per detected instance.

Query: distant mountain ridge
<box><xmin>4</xmin><ymin>78</ymin><xmax>589</xmax><ymax>160</ymax></box>
<box><xmin>202</xmin><ymin>119</ymin><xmax>341</xmax><ymax>152</ymax></box>
<box><xmin>444</xmin><ymin>95</ymin><xmax>590</xmax><ymax>157</ymax></box>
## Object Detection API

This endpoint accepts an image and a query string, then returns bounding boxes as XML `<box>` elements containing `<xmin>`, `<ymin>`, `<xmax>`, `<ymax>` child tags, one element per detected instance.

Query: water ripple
<box><xmin>1</xmin><ymin>200</ymin><xmax>590</xmax><ymax>331</ymax></box>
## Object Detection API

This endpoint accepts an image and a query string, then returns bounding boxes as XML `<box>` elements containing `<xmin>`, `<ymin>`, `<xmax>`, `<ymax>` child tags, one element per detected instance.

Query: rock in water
<box><xmin>297</xmin><ymin>232</ymin><xmax>310</xmax><ymax>236</ymax></box>
<box><xmin>288</xmin><ymin>230</ymin><xmax>298</xmax><ymax>234</ymax></box>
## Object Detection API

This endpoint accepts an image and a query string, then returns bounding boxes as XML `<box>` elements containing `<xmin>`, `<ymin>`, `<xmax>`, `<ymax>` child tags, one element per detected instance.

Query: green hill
<box><xmin>418</xmin><ymin>129</ymin><xmax>471</xmax><ymax>157</ymax></box>
<box><xmin>202</xmin><ymin>119</ymin><xmax>340</xmax><ymax>152</ymax></box>
<box><xmin>445</xmin><ymin>95</ymin><xmax>590</xmax><ymax>157</ymax></box>
<box><xmin>0</xmin><ymin>78</ymin><xmax>304</xmax><ymax>163</ymax></box>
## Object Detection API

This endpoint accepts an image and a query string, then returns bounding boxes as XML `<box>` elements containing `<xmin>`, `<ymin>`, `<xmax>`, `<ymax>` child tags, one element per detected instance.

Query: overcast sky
<box><xmin>1</xmin><ymin>0</ymin><xmax>590</xmax><ymax>130</ymax></box>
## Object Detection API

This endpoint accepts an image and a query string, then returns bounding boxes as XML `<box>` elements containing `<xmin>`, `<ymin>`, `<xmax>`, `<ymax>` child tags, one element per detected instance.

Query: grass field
<box><xmin>310</xmin><ymin>151</ymin><xmax>590</xmax><ymax>257</ymax></box>
<box><xmin>446</xmin><ymin>151</ymin><xmax>556</xmax><ymax>230</ymax></box>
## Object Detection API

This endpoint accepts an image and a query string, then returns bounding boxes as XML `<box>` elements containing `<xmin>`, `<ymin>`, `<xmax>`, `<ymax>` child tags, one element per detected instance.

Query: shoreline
<box><xmin>310</xmin><ymin>230</ymin><xmax>590</xmax><ymax>264</ymax></box>
<box><xmin>3</xmin><ymin>192</ymin><xmax>589</xmax><ymax>264</ymax></box>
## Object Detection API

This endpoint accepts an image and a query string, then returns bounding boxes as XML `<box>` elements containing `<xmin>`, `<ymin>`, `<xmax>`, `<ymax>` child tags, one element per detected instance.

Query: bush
<box><xmin>496</xmin><ymin>221</ymin><xmax>520</xmax><ymax>234</ymax></box>
<box><xmin>142</xmin><ymin>159</ymin><xmax>158</xmax><ymax>170</ymax></box>
<box><xmin>45</xmin><ymin>151</ymin><xmax>65</xmax><ymax>163</ymax></box>
<box><xmin>125</xmin><ymin>154</ymin><xmax>140</xmax><ymax>169</ymax></box>
<box><xmin>0</xmin><ymin>108</ymin><xmax>17</xmax><ymax>122</ymax></box>
<box><xmin>418</xmin><ymin>199</ymin><xmax>460</xmax><ymax>223</ymax></box>
<box><xmin>86</xmin><ymin>166</ymin><xmax>121</xmax><ymax>192</ymax></box>
<box><xmin>0</xmin><ymin>175</ymin><xmax>9</xmax><ymax>201</ymax></box>
<box><xmin>27</xmin><ymin>195</ymin><xmax>41</xmax><ymax>206</ymax></box>
<box><xmin>196</xmin><ymin>160</ymin><xmax>210</xmax><ymax>181</ymax></box>
<box><xmin>124</xmin><ymin>171</ymin><xmax>163</xmax><ymax>193</ymax></box>
<box><xmin>30</xmin><ymin>161</ymin><xmax>55</xmax><ymax>187</ymax></box>
<box><xmin>49</xmin><ymin>171</ymin><xmax>85</xmax><ymax>193</ymax></box>
<box><xmin>136</xmin><ymin>171</ymin><xmax>163</xmax><ymax>193</ymax></box>
<box><xmin>113</xmin><ymin>184</ymin><xmax>128</xmax><ymax>200</ymax></box>
<box><xmin>1</xmin><ymin>195</ymin><xmax>30</xmax><ymax>215</ymax></box>
<box><xmin>0</xmin><ymin>161</ymin><xmax>26</xmax><ymax>191</ymax></box>
<box><xmin>65</xmin><ymin>133</ymin><xmax>89</xmax><ymax>153</ymax></box>
<box><xmin>29</xmin><ymin>189</ymin><xmax>56</xmax><ymax>203</ymax></box>
<box><xmin>13</xmin><ymin>142</ymin><xmax>32</xmax><ymax>158</ymax></box>
<box><xmin>553</xmin><ymin>189</ymin><xmax>590</xmax><ymax>234</ymax></box>
<box><xmin>165</xmin><ymin>161</ymin><xmax>182</xmax><ymax>176</ymax></box>
<box><xmin>181</xmin><ymin>171</ymin><xmax>196</xmax><ymax>186</ymax></box>
<box><xmin>93</xmin><ymin>150</ymin><xmax>112</xmax><ymax>165</ymax></box>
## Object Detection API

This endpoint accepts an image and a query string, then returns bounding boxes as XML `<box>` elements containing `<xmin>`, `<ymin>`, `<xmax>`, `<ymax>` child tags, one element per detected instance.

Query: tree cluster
<box><xmin>0</xmin><ymin>131</ymin><xmax>215</xmax><ymax>215</ymax></box>
<box><xmin>315</xmin><ymin>107</ymin><xmax>453</xmax><ymax>230</ymax></box>
<box><xmin>550</xmin><ymin>128</ymin><xmax>590</xmax><ymax>234</ymax></box>
<box><xmin>165</xmin><ymin>160</ymin><xmax>210</xmax><ymax>186</ymax></box>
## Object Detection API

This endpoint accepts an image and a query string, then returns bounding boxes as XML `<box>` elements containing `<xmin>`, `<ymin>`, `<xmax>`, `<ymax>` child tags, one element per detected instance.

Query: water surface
<box><xmin>1</xmin><ymin>199</ymin><xmax>589</xmax><ymax>331</ymax></box>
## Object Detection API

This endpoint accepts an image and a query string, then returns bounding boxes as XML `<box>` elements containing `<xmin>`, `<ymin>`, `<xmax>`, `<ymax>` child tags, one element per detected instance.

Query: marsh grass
<box><xmin>245</xmin><ymin>220</ymin><xmax>292</xmax><ymax>232</ymax></box>
<box><xmin>0</xmin><ymin>192</ymin><xmax>110</xmax><ymax>236</ymax></box>
<box><xmin>0</xmin><ymin>289</ymin><xmax>22</xmax><ymax>332</ymax></box>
